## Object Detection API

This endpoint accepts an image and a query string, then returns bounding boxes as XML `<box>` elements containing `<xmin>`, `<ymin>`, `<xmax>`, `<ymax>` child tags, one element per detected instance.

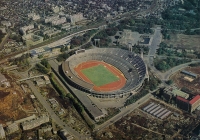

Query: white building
<box><xmin>0</xmin><ymin>124</ymin><xmax>5</xmax><ymax>139</ymax></box>
<box><xmin>20</xmin><ymin>24</ymin><xmax>34</xmax><ymax>35</ymax></box>
<box><xmin>21</xmin><ymin>114</ymin><xmax>49</xmax><ymax>130</ymax></box>
<box><xmin>1</xmin><ymin>21</ymin><xmax>11</xmax><ymax>27</ymax></box>
<box><xmin>6</xmin><ymin>123</ymin><xmax>19</xmax><ymax>134</ymax></box>
<box><xmin>45</xmin><ymin>15</ymin><xmax>59</xmax><ymax>23</ymax></box>
<box><xmin>52</xmin><ymin>17</ymin><xmax>66</xmax><ymax>25</ymax></box>
<box><xmin>70</xmin><ymin>13</ymin><xmax>84</xmax><ymax>24</ymax></box>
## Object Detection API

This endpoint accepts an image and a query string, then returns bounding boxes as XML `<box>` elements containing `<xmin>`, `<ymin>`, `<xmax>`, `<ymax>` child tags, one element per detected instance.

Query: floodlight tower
<box><xmin>94</xmin><ymin>39</ymin><xmax>100</xmax><ymax>47</ymax></box>
<box><xmin>140</xmin><ymin>48</ymin><xmax>143</xmax><ymax>59</ymax></box>
<box><xmin>128</xmin><ymin>42</ymin><xmax>132</xmax><ymax>52</ymax></box>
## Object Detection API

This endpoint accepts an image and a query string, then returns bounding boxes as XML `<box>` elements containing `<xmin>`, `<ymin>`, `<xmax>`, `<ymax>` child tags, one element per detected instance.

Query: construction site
<box><xmin>171</xmin><ymin>66</ymin><xmax>200</xmax><ymax>95</ymax></box>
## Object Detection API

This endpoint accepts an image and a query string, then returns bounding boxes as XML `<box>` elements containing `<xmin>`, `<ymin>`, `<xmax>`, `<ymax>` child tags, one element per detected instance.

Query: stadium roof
<box><xmin>189</xmin><ymin>95</ymin><xmax>200</xmax><ymax>105</ymax></box>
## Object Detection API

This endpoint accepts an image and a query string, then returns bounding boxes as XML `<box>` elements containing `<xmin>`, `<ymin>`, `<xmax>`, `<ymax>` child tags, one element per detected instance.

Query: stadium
<box><xmin>62</xmin><ymin>48</ymin><xmax>146</xmax><ymax>98</ymax></box>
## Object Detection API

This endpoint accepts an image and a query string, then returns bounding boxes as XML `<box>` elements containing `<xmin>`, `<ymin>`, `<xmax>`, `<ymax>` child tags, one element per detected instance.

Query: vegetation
<box><xmin>125</xmin><ymin>76</ymin><xmax>161</xmax><ymax>106</ymax></box>
<box><xmin>81</xmin><ymin>64</ymin><xmax>119</xmax><ymax>86</ymax></box>
<box><xmin>56</xmin><ymin>52</ymin><xmax>70</xmax><ymax>62</ymax></box>
<box><xmin>49</xmin><ymin>73</ymin><xmax>67</xmax><ymax>98</ymax></box>
<box><xmin>96</xmin><ymin>108</ymin><xmax>120</xmax><ymax>125</ymax></box>
<box><xmin>35</xmin><ymin>63</ymin><xmax>50</xmax><ymax>74</ymax></box>
<box><xmin>117</xmin><ymin>19</ymin><xmax>154</xmax><ymax>34</ymax></box>
<box><xmin>60</xmin><ymin>45</ymin><xmax>68</xmax><ymax>52</ymax></box>
<box><xmin>41</xmin><ymin>59</ymin><xmax>51</xmax><ymax>69</ymax></box>
<box><xmin>166</xmin><ymin>80</ymin><xmax>173</xmax><ymax>85</ymax></box>
<box><xmin>11</xmin><ymin>53</ymin><xmax>30</xmax><ymax>71</ymax></box>
<box><xmin>70</xmin><ymin>29</ymin><xmax>98</xmax><ymax>48</ymax></box>
<box><xmin>154</xmin><ymin>57</ymin><xmax>191</xmax><ymax>72</ymax></box>
<box><xmin>157</xmin><ymin>42</ymin><xmax>186</xmax><ymax>57</ymax></box>
<box><xmin>9</xmin><ymin>34</ymin><xmax>22</xmax><ymax>42</ymax></box>
<box><xmin>92</xmin><ymin>30</ymin><xmax>111</xmax><ymax>47</ymax></box>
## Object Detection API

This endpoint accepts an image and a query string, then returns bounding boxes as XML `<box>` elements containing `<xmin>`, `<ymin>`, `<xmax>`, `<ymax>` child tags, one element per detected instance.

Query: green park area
<box><xmin>81</xmin><ymin>64</ymin><xmax>119</xmax><ymax>86</ymax></box>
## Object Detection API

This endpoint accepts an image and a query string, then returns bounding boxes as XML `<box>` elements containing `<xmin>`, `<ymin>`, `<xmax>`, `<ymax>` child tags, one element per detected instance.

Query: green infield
<box><xmin>81</xmin><ymin>64</ymin><xmax>119</xmax><ymax>86</ymax></box>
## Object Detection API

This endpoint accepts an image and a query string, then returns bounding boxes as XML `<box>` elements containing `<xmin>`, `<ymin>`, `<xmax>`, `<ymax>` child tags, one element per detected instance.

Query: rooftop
<box><xmin>189</xmin><ymin>95</ymin><xmax>200</xmax><ymax>105</ymax></box>
<box><xmin>176</xmin><ymin>96</ymin><xmax>189</xmax><ymax>103</ymax></box>
<box><xmin>172</xmin><ymin>89</ymin><xmax>189</xmax><ymax>99</ymax></box>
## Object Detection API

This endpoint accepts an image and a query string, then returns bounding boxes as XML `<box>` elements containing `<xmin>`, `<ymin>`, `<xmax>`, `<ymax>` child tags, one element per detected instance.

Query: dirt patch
<box><xmin>163</xmin><ymin>34</ymin><xmax>200</xmax><ymax>51</ymax></box>
<box><xmin>171</xmin><ymin>67</ymin><xmax>200</xmax><ymax>94</ymax></box>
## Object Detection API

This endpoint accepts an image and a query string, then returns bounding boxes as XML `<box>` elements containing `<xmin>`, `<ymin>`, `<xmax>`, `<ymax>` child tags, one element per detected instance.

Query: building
<box><xmin>0</xmin><ymin>124</ymin><xmax>5</xmax><ymax>139</ymax></box>
<box><xmin>176</xmin><ymin>96</ymin><xmax>190</xmax><ymax>112</ymax></box>
<box><xmin>0</xmin><ymin>73</ymin><xmax>10</xmax><ymax>87</ymax></box>
<box><xmin>59</xmin><ymin>129</ymin><xmax>74</xmax><ymax>140</ymax></box>
<box><xmin>176</xmin><ymin>95</ymin><xmax>200</xmax><ymax>112</ymax></box>
<box><xmin>30</xmin><ymin>46</ymin><xmax>51</xmax><ymax>58</ymax></box>
<box><xmin>70</xmin><ymin>13</ymin><xmax>84</xmax><ymax>24</ymax></box>
<box><xmin>43</xmin><ymin>29</ymin><xmax>61</xmax><ymax>37</ymax></box>
<box><xmin>181</xmin><ymin>70</ymin><xmax>198</xmax><ymax>78</ymax></box>
<box><xmin>6</xmin><ymin>123</ymin><xmax>19</xmax><ymax>134</ymax></box>
<box><xmin>38</xmin><ymin>125</ymin><xmax>52</xmax><ymax>140</ymax></box>
<box><xmin>45</xmin><ymin>15</ymin><xmax>59</xmax><ymax>23</ymax></box>
<box><xmin>1</xmin><ymin>21</ymin><xmax>11</xmax><ymax>27</ymax></box>
<box><xmin>61</xmin><ymin>23</ymin><xmax>71</xmax><ymax>31</ymax></box>
<box><xmin>190</xmin><ymin>95</ymin><xmax>200</xmax><ymax>112</ymax></box>
<box><xmin>22</xmin><ymin>33</ymin><xmax>44</xmax><ymax>47</ymax></box>
<box><xmin>28</xmin><ymin>13</ymin><xmax>40</xmax><ymax>21</ymax></box>
<box><xmin>20</xmin><ymin>24</ymin><xmax>34</xmax><ymax>35</ymax></box>
<box><xmin>21</xmin><ymin>114</ymin><xmax>49</xmax><ymax>130</ymax></box>
<box><xmin>35</xmin><ymin>79</ymin><xmax>45</xmax><ymax>86</ymax></box>
<box><xmin>164</xmin><ymin>86</ymin><xmax>189</xmax><ymax>99</ymax></box>
<box><xmin>52</xmin><ymin>17</ymin><xmax>66</xmax><ymax>26</ymax></box>
<box><xmin>43</xmin><ymin>76</ymin><xmax>50</xmax><ymax>84</ymax></box>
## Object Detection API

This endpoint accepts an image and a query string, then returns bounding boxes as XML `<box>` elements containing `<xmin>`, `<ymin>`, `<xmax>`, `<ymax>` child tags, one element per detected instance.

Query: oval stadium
<box><xmin>62</xmin><ymin>48</ymin><xmax>146</xmax><ymax>98</ymax></box>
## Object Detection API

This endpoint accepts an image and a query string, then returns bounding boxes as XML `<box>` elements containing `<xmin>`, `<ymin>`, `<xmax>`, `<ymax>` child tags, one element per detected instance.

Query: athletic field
<box><xmin>74</xmin><ymin>61</ymin><xmax>126</xmax><ymax>92</ymax></box>
<box><xmin>81</xmin><ymin>64</ymin><xmax>119</xmax><ymax>86</ymax></box>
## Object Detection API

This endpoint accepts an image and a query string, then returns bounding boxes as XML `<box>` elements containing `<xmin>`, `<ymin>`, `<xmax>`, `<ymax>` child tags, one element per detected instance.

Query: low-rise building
<box><xmin>52</xmin><ymin>17</ymin><xmax>66</xmax><ymax>26</ymax></box>
<box><xmin>6</xmin><ymin>122</ymin><xmax>19</xmax><ymax>134</ymax></box>
<box><xmin>20</xmin><ymin>24</ymin><xmax>34</xmax><ymax>35</ymax></box>
<box><xmin>21</xmin><ymin>114</ymin><xmax>49</xmax><ymax>130</ymax></box>
<box><xmin>0</xmin><ymin>124</ymin><xmax>5</xmax><ymax>139</ymax></box>
<box><xmin>190</xmin><ymin>95</ymin><xmax>200</xmax><ymax>112</ymax></box>
<box><xmin>59</xmin><ymin>129</ymin><xmax>74</xmax><ymax>140</ymax></box>
<box><xmin>0</xmin><ymin>73</ymin><xmax>10</xmax><ymax>87</ymax></box>
<box><xmin>176</xmin><ymin>95</ymin><xmax>200</xmax><ymax>112</ymax></box>
<box><xmin>164</xmin><ymin>86</ymin><xmax>189</xmax><ymax>99</ymax></box>
<box><xmin>1</xmin><ymin>21</ymin><xmax>11</xmax><ymax>27</ymax></box>
<box><xmin>181</xmin><ymin>70</ymin><xmax>198</xmax><ymax>79</ymax></box>
<box><xmin>70</xmin><ymin>13</ymin><xmax>84</xmax><ymax>24</ymax></box>
<box><xmin>45</xmin><ymin>15</ymin><xmax>59</xmax><ymax>23</ymax></box>
<box><xmin>22</xmin><ymin>33</ymin><xmax>44</xmax><ymax>47</ymax></box>
<box><xmin>30</xmin><ymin>46</ymin><xmax>51</xmax><ymax>58</ymax></box>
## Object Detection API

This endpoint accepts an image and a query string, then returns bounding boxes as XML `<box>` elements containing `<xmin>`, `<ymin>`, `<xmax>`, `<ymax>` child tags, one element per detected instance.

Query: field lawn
<box><xmin>81</xmin><ymin>64</ymin><xmax>119</xmax><ymax>86</ymax></box>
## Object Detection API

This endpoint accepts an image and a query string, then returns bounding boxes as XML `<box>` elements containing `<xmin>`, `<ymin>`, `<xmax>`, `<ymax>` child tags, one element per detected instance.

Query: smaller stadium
<box><xmin>62</xmin><ymin>48</ymin><xmax>146</xmax><ymax>98</ymax></box>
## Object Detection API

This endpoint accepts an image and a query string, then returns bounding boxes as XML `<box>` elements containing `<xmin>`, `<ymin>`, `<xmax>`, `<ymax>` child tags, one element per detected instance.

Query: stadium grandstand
<box><xmin>62</xmin><ymin>48</ymin><xmax>147</xmax><ymax>98</ymax></box>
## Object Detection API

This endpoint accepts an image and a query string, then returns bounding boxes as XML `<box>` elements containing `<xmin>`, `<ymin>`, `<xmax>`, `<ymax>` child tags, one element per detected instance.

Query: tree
<box><xmin>166</xmin><ymin>80</ymin><xmax>173</xmax><ymax>85</ymax></box>
<box><xmin>41</xmin><ymin>59</ymin><xmax>51</xmax><ymax>69</ymax></box>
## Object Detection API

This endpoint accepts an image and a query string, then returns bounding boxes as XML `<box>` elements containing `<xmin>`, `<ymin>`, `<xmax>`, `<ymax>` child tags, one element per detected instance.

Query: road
<box><xmin>148</xmin><ymin>26</ymin><xmax>162</xmax><ymax>56</ymax></box>
<box><xmin>26</xmin><ymin>80</ymin><xmax>89</xmax><ymax>140</ymax></box>
<box><xmin>94</xmin><ymin>93</ymin><xmax>153</xmax><ymax>132</ymax></box>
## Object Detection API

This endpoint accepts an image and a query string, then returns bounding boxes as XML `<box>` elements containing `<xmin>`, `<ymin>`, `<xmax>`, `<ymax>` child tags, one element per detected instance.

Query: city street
<box><xmin>26</xmin><ymin>80</ymin><xmax>90</xmax><ymax>140</ymax></box>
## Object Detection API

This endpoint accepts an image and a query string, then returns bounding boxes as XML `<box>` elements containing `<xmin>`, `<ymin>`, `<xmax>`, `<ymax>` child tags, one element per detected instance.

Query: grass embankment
<box><xmin>49</xmin><ymin>73</ymin><xmax>95</xmax><ymax>129</ymax></box>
